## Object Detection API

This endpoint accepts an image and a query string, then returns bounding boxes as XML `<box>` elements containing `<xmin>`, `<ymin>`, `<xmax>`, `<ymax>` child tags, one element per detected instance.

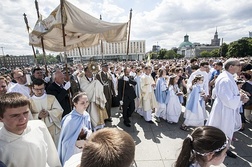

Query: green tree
<box><xmin>210</xmin><ymin>49</ymin><xmax>220</xmax><ymax>57</ymax></box>
<box><xmin>228</xmin><ymin>37</ymin><xmax>252</xmax><ymax>57</ymax></box>
<box><xmin>200</xmin><ymin>51</ymin><xmax>211</xmax><ymax>57</ymax></box>
<box><xmin>220</xmin><ymin>43</ymin><xmax>229</xmax><ymax>57</ymax></box>
<box><xmin>158</xmin><ymin>49</ymin><xmax>167</xmax><ymax>59</ymax></box>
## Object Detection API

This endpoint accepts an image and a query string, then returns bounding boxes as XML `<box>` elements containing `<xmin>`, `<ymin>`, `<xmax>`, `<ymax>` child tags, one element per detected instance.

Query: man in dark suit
<box><xmin>47</xmin><ymin>71</ymin><xmax>71</xmax><ymax>118</ymax></box>
<box><xmin>118</xmin><ymin>67</ymin><xmax>137</xmax><ymax>127</ymax></box>
<box><xmin>96</xmin><ymin>63</ymin><xmax>115</xmax><ymax>122</ymax></box>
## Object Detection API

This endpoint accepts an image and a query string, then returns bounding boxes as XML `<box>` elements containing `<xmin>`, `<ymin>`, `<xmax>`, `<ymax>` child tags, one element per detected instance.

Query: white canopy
<box><xmin>29</xmin><ymin>0</ymin><xmax>128</xmax><ymax>52</ymax></box>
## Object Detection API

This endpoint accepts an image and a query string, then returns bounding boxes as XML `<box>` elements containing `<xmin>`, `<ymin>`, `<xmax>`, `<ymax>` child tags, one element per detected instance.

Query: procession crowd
<box><xmin>0</xmin><ymin>57</ymin><xmax>252</xmax><ymax>167</ymax></box>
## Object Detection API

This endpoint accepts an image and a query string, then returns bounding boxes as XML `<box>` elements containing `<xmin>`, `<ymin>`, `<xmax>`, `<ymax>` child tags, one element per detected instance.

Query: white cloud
<box><xmin>0</xmin><ymin>0</ymin><xmax>251</xmax><ymax>56</ymax></box>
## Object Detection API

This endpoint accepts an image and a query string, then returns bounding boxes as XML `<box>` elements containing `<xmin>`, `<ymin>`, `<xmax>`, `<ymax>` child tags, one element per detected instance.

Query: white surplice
<box><xmin>30</xmin><ymin>94</ymin><xmax>63</xmax><ymax>146</ymax></box>
<box><xmin>0</xmin><ymin>120</ymin><xmax>61</xmax><ymax>167</ymax></box>
<box><xmin>206</xmin><ymin>71</ymin><xmax>242</xmax><ymax>139</ymax></box>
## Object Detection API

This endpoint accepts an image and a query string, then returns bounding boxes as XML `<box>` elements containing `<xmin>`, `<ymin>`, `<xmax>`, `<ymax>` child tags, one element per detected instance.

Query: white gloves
<box><xmin>44</xmin><ymin>76</ymin><xmax>51</xmax><ymax>83</ymax></box>
<box><xmin>119</xmin><ymin>100</ymin><xmax>123</xmax><ymax>106</ymax></box>
<box><xmin>63</xmin><ymin>81</ymin><xmax>71</xmax><ymax>90</ymax></box>
<box><xmin>123</xmin><ymin>76</ymin><xmax>129</xmax><ymax>81</ymax></box>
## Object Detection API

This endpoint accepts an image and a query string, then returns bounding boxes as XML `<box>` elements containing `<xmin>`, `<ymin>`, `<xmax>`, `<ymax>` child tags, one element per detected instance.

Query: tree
<box><xmin>220</xmin><ymin>43</ymin><xmax>229</xmax><ymax>57</ymax></box>
<box><xmin>200</xmin><ymin>51</ymin><xmax>211</xmax><ymax>57</ymax></box>
<box><xmin>210</xmin><ymin>49</ymin><xmax>219</xmax><ymax>57</ymax></box>
<box><xmin>228</xmin><ymin>37</ymin><xmax>252</xmax><ymax>57</ymax></box>
<box><xmin>158</xmin><ymin>49</ymin><xmax>167</xmax><ymax>59</ymax></box>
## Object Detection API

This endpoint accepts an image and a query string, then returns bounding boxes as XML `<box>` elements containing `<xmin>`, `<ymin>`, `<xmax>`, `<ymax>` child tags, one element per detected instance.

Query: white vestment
<box><xmin>206</xmin><ymin>71</ymin><xmax>242</xmax><ymax>139</ymax></box>
<box><xmin>138</xmin><ymin>74</ymin><xmax>157</xmax><ymax>121</ymax></box>
<box><xmin>30</xmin><ymin>94</ymin><xmax>63</xmax><ymax>146</ymax></box>
<box><xmin>165</xmin><ymin>85</ymin><xmax>182</xmax><ymax>123</ymax></box>
<box><xmin>0</xmin><ymin>120</ymin><xmax>61</xmax><ymax>167</ymax></box>
<box><xmin>7</xmin><ymin>83</ymin><xmax>31</xmax><ymax>98</ymax></box>
<box><xmin>78</xmin><ymin>76</ymin><xmax>108</xmax><ymax>130</ymax></box>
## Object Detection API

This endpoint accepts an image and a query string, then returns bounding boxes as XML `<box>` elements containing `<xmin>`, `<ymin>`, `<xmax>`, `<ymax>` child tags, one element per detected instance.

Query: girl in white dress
<box><xmin>165</xmin><ymin>75</ymin><xmax>182</xmax><ymax>124</ymax></box>
<box><xmin>181</xmin><ymin>74</ymin><xmax>205</xmax><ymax>130</ymax></box>
<box><xmin>175</xmin><ymin>126</ymin><xmax>229</xmax><ymax>167</ymax></box>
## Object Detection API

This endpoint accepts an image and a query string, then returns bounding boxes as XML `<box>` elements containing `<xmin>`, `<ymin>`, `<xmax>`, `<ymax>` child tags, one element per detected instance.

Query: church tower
<box><xmin>211</xmin><ymin>28</ymin><xmax>220</xmax><ymax>46</ymax></box>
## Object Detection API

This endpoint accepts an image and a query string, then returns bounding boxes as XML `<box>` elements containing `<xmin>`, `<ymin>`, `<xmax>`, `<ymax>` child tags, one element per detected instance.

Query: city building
<box><xmin>67</xmin><ymin>40</ymin><xmax>146</xmax><ymax>63</ymax></box>
<box><xmin>0</xmin><ymin>55</ymin><xmax>35</xmax><ymax>68</ymax></box>
<box><xmin>211</xmin><ymin>28</ymin><xmax>220</xmax><ymax>46</ymax></box>
<box><xmin>177</xmin><ymin>31</ymin><xmax>220</xmax><ymax>58</ymax></box>
<box><xmin>152</xmin><ymin>45</ymin><xmax>161</xmax><ymax>52</ymax></box>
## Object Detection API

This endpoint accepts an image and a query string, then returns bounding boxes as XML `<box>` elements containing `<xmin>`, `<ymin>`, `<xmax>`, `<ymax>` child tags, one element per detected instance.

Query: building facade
<box><xmin>67</xmin><ymin>40</ymin><xmax>146</xmax><ymax>63</ymax></box>
<box><xmin>177</xmin><ymin>31</ymin><xmax>220</xmax><ymax>58</ymax></box>
<box><xmin>0</xmin><ymin>55</ymin><xmax>35</xmax><ymax>68</ymax></box>
<box><xmin>211</xmin><ymin>29</ymin><xmax>220</xmax><ymax>46</ymax></box>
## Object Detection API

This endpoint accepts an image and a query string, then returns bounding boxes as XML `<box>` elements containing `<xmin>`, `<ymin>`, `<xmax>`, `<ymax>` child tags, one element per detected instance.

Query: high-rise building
<box><xmin>211</xmin><ymin>28</ymin><xmax>220</xmax><ymax>46</ymax></box>
<box><xmin>249</xmin><ymin>31</ymin><xmax>252</xmax><ymax>37</ymax></box>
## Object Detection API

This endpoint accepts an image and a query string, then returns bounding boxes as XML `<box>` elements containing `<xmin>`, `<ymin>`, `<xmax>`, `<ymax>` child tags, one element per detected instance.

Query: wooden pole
<box><xmin>23</xmin><ymin>13</ymin><xmax>38</xmax><ymax>66</ymax></box>
<box><xmin>60</xmin><ymin>0</ymin><xmax>69</xmax><ymax>81</ymax></box>
<box><xmin>60</xmin><ymin>0</ymin><xmax>72</xmax><ymax>110</ymax></box>
<box><xmin>35</xmin><ymin>0</ymin><xmax>48</xmax><ymax>76</ymax></box>
<box><xmin>78</xmin><ymin>47</ymin><xmax>83</xmax><ymax>64</ymax></box>
<box><xmin>100</xmin><ymin>15</ymin><xmax>104</xmax><ymax>63</ymax></box>
<box><xmin>126</xmin><ymin>9</ymin><xmax>132</xmax><ymax>62</ymax></box>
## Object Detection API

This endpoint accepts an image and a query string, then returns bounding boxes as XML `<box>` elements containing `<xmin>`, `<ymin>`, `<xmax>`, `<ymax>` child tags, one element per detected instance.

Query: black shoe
<box><xmin>147</xmin><ymin>120</ymin><xmax>154</xmax><ymax>124</ymax></box>
<box><xmin>105</xmin><ymin>118</ymin><xmax>113</xmax><ymax>122</ymax></box>
<box><xmin>124</xmin><ymin>122</ymin><xmax>131</xmax><ymax>127</ymax></box>
<box><xmin>226</xmin><ymin>150</ymin><xmax>237</xmax><ymax>158</ymax></box>
<box><xmin>180</xmin><ymin>124</ymin><xmax>188</xmax><ymax>131</ymax></box>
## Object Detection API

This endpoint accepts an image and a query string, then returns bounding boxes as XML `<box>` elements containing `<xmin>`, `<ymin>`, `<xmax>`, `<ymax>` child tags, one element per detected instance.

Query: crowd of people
<box><xmin>0</xmin><ymin>56</ymin><xmax>252</xmax><ymax>167</ymax></box>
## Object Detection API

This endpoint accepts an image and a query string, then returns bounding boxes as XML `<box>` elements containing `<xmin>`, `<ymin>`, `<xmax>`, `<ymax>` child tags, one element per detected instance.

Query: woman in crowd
<box><xmin>175</xmin><ymin>126</ymin><xmax>229</xmax><ymax>167</ymax></box>
<box><xmin>58</xmin><ymin>92</ymin><xmax>92</xmax><ymax>166</ymax></box>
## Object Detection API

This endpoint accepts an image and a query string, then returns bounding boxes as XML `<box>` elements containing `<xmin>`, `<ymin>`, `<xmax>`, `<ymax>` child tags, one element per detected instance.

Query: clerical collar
<box><xmin>32</xmin><ymin>93</ymin><xmax>47</xmax><ymax>100</ymax></box>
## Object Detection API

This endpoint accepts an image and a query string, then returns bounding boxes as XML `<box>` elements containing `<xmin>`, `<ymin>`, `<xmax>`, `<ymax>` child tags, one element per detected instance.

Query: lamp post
<box><xmin>0</xmin><ymin>47</ymin><xmax>4</xmax><ymax>56</ymax></box>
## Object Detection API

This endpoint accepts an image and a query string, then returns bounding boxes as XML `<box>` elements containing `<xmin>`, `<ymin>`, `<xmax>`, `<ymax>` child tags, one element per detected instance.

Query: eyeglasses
<box><xmin>14</xmin><ymin>75</ymin><xmax>25</xmax><ymax>80</ymax></box>
<box><xmin>234</xmin><ymin>64</ymin><xmax>241</xmax><ymax>66</ymax></box>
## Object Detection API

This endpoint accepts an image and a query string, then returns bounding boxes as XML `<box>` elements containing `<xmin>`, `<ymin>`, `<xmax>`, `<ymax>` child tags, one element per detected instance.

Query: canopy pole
<box><xmin>60</xmin><ymin>0</ymin><xmax>72</xmax><ymax>110</ymax></box>
<box><xmin>100</xmin><ymin>15</ymin><xmax>104</xmax><ymax>63</ymax></box>
<box><xmin>126</xmin><ymin>9</ymin><xmax>132</xmax><ymax>62</ymax></box>
<box><xmin>60</xmin><ymin>0</ymin><xmax>69</xmax><ymax>80</ymax></box>
<box><xmin>35</xmin><ymin>0</ymin><xmax>48</xmax><ymax>76</ymax></box>
<box><xmin>78</xmin><ymin>47</ymin><xmax>83</xmax><ymax>64</ymax></box>
<box><xmin>23</xmin><ymin>13</ymin><xmax>38</xmax><ymax>67</ymax></box>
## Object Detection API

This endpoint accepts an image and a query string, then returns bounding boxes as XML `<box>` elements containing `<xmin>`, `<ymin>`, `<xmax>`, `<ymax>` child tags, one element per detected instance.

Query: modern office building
<box><xmin>67</xmin><ymin>40</ymin><xmax>146</xmax><ymax>63</ymax></box>
<box><xmin>0</xmin><ymin>55</ymin><xmax>35</xmax><ymax>68</ymax></box>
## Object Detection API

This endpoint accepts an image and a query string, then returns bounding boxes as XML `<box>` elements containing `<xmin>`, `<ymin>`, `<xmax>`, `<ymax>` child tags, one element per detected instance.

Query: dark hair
<box><xmin>135</xmin><ymin>67</ymin><xmax>142</xmax><ymax>73</ymax></box>
<box><xmin>216</xmin><ymin>61</ymin><xmax>223</xmax><ymax>67</ymax></box>
<box><xmin>72</xmin><ymin>92</ymin><xmax>87</xmax><ymax>104</ymax></box>
<box><xmin>158</xmin><ymin>68</ymin><xmax>164</xmax><ymax>77</ymax></box>
<box><xmin>192</xmin><ymin>74</ymin><xmax>203</xmax><ymax>85</ymax></box>
<box><xmin>175</xmin><ymin>126</ymin><xmax>227</xmax><ymax>167</ymax></box>
<box><xmin>0</xmin><ymin>92</ymin><xmax>30</xmax><ymax>118</ymax></box>
<box><xmin>240</xmin><ymin>72</ymin><xmax>251</xmax><ymax>80</ymax></box>
<box><xmin>191</xmin><ymin>65</ymin><xmax>200</xmax><ymax>71</ymax></box>
<box><xmin>32</xmin><ymin>79</ymin><xmax>45</xmax><ymax>87</ymax></box>
<box><xmin>190</xmin><ymin>58</ymin><xmax>197</xmax><ymax>64</ymax></box>
<box><xmin>80</xmin><ymin>128</ymin><xmax>135</xmax><ymax>167</ymax></box>
<box><xmin>199</xmin><ymin>62</ymin><xmax>209</xmax><ymax>67</ymax></box>
<box><xmin>168</xmin><ymin>75</ymin><xmax>177</xmax><ymax>86</ymax></box>
<box><xmin>32</xmin><ymin>67</ymin><xmax>42</xmax><ymax>74</ymax></box>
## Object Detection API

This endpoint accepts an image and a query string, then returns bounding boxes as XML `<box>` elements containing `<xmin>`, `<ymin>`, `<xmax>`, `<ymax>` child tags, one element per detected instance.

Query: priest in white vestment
<box><xmin>30</xmin><ymin>79</ymin><xmax>63</xmax><ymax>146</ymax></box>
<box><xmin>7</xmin><ymin>69</ymin><xmax>31</xmax><ymax>98</ymax></box>
<box><xmin>138</xmin><ymin>66</ymin><xmax>157</xmax><ymax>123</ymax></box>
<box><xmin>0</xmin><ymin>92</ymin><xmax>61</xmax><ymax>167</ymax></box>
<box><xmin>78</xmin><ymin>67</ymin><xmax>108</xmax><ymax>131</ymax></box>
<box><xmin>206</xmin><ymin>58</ymin><xmax>249</xmax><ymax>158</ymax></box>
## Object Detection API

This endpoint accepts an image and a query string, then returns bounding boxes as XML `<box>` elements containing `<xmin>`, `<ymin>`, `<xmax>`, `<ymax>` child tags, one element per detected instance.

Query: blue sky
<box><xmin>0</xmin><ymin>0</ymin><xmax>251</xmax><ymax>56</ymax></box>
